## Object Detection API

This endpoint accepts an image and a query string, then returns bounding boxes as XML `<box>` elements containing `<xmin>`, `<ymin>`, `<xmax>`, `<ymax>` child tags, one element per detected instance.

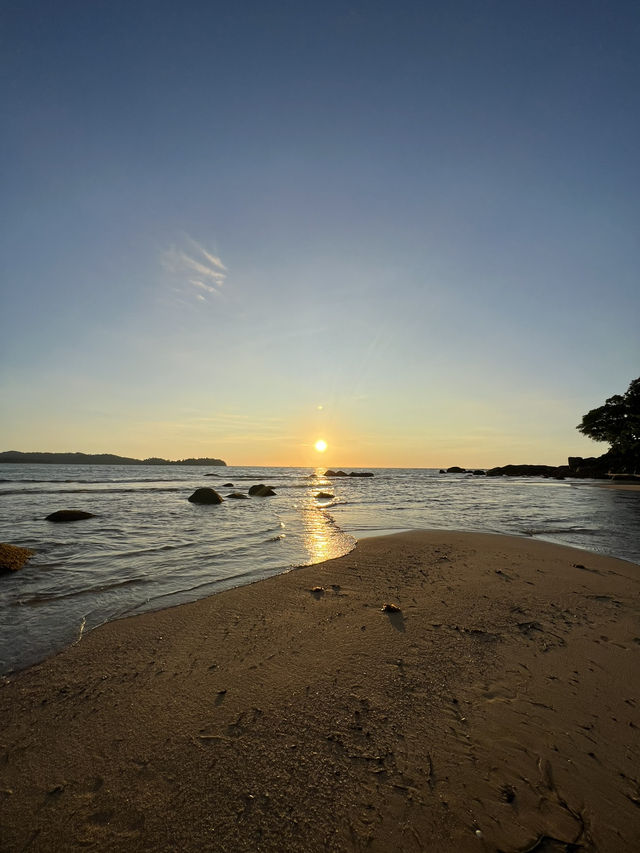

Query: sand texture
<box><xmin>1</xmin><ymin>531</ymin><xmax>639</xmax><ymax>852</ymax></box>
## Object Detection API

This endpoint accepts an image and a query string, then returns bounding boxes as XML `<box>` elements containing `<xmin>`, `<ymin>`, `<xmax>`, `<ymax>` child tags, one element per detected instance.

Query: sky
<box><xmin>1</xmin><ymin>0</ymin><xmax>639</xmax><ymax>468</ymax></box>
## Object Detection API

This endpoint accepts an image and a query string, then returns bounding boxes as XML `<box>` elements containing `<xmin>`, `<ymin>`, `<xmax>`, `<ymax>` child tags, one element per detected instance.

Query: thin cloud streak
<box><xmin>186</xmin><ymin>236</ymin><xmax>227</xmax><ymax>272</ymax></box>
<box><xmin>162</xmin><ymin>235</ymin><xmax>228</xmax><ymax>304</ymax></box>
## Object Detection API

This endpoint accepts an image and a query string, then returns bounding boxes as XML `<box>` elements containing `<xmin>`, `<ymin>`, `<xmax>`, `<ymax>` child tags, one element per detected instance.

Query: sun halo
<box><xmin>314</xmin><ymin>439</ymin><xmax>328</xmax><ymax>453</ymax></box>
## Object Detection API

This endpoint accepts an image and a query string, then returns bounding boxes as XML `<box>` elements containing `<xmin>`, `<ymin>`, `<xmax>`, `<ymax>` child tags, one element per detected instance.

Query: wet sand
<box><xmin>1</xmin><ymin>531</ymin><xmax>639</xmax><ymax>852</ymax></box>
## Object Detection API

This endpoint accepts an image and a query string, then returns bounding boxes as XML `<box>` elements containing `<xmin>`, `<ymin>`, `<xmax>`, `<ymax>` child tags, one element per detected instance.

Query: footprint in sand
<box><xmin>482</xmin><ymin>684</ymin><xmax>516</xmax><ymax>703</ymax></box>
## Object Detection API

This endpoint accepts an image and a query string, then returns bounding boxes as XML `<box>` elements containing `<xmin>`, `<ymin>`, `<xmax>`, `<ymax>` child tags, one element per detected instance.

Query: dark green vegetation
<box><xmin>0</xmin><ymin>451</ymin><xmax>226</xmax><ymax>466</ymax></box>
<box><xmin>577</xmin><ymin>377</ymin><xmax>639</xmax><ymax>473</ymax></box>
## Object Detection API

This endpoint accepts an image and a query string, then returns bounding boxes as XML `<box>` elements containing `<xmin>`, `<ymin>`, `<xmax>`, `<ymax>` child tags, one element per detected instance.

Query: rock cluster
<box><xmin>324</xmin><ymin>470</ymin><xmax>373</xmax><ymax>478</ymax></box>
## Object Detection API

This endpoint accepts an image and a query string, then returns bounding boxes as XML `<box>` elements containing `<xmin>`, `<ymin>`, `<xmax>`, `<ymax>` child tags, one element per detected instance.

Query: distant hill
<box><xmin>0</xmin><ymin>451</ymin><xmax>227</xmax><ymax>467</ymax></box>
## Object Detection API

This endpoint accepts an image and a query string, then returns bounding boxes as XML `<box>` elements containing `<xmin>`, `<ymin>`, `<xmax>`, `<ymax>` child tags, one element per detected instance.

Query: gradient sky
<box><xmin>1</xmin><ymin>1</ymin><xmax>639</xmax><ymax>467</ymax></box>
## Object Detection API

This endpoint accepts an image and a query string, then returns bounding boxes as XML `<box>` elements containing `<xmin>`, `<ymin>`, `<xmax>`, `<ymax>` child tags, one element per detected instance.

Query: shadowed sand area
<box><xmin>1</xmin><ymin>531</ymin><xmax>639</xmax><ymax>852</ymax></box>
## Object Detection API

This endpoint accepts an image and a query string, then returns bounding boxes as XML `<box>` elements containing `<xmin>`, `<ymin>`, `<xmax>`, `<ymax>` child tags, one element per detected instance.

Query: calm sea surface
<box><xmin>1</xmin><ymin>464</ymin><xmax>639</xmax><ymax>674</ymax></box>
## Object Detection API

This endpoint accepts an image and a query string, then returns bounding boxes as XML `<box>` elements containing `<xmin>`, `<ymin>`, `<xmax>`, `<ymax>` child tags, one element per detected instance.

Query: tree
<box><xmin>577</xmin><ymin>377</ymin><xmax>640</xmax><ymax>462</ymax></box>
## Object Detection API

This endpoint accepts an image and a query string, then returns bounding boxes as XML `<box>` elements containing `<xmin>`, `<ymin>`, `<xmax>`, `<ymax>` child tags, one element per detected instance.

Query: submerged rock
<box><xmin>248</xmin><ymin>484</ymin><xmax>276</xmax><ymax>496</ymax></box>
<box><xmin>0</xmin><ymin>543</ymin><xmax>35</xmax><ymax>573</ymax></box>
<box><xmin>445</xmin><ymin>466</ymin><xmax>466</xmax><ymax>473</ymax></box>
<box><xmin>46</xmin><ymin>510</ymin><xmax>95</xmax><ymax>522</ymax></box>
<box><xmin>226</xmin><ymin>492</ymin><xmax>249</xmax><ymax>499</ymax></box>
<box><xmin>188</xmin><ymin>488</ymin><xmax>223</xmax><ymax>504</ymax></box>
<box><xmin>315</xmin><ymin>491</ymin><xmax>334</xmax><ymax>499</ymax></box>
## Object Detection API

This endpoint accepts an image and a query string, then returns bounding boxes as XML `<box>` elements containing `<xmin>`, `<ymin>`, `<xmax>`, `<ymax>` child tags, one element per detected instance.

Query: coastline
<box><xmin>1</xmin><ymin>530</ymin><xmax>639</xmax><ymax>851</ymax></box>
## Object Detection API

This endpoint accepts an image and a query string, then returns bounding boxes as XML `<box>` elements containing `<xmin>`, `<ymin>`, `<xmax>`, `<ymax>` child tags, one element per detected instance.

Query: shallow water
<box><xmin>1</xmin><ymin>464</ymin><xmax>638</xmax><ymax>674</ymax></box>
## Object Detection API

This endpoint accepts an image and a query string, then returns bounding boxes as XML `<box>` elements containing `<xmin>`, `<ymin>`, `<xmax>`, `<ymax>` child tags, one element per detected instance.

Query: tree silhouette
<box><xmin>577</xmin><ymin>378</ymin><xmax>640</xmax><ymax>466</ymax></box>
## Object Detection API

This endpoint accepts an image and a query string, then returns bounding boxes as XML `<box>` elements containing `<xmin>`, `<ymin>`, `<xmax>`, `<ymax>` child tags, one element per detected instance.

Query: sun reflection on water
<box><xmin>301</xmin><ymin>502</ymin><xmax>334</xmax><ymax>563</ymax></box>
<box><xmin>300</xmin><ymin>476</ymin><xmax>353</xmax><ymax>563</ymax></box>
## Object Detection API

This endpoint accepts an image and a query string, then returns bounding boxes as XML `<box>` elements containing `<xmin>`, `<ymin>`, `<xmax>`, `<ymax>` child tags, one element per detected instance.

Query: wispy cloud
<box><xmin>162</xmin><ymin>235</ymin><xmax>228</xmax><ymax>303</ymax></box>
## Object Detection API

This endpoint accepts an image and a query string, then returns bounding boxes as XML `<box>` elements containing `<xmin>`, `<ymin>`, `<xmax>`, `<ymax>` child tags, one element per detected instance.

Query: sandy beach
<box><xmin>1</xmin><ymin>530</ymin><xmax>639</xmax><ymax>852</ymax></box>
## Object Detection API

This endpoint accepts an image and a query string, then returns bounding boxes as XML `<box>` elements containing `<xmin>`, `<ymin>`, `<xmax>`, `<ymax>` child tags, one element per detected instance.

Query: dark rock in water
<box><xmin>315</xmin><ymin>491</ymin><xmax>334</xmax><ymax>499</ymax></box>
<box><xmin>188</xmin><ymin>488</ymin><xmax>223</xmax><ymax>504</ymax></box>
<box><xmin>325</xmin><ymin>470</ymin><xmax>373</xmax><ymax>478</ymax></box>
<box><xmin>227</xmin><ymin>492</ymin><xmax>249</xmax><ymax>499</ymax></box>
<box><xmin>46</xmin><ymin>510</ymin><xmax>95</xmax><ymax>522</ymax></box>
<box><xmin>222</xmin><ymin>483</ymin><xmax>234</xmax><ymax>487</ymax></box>
<box><xmin>446</xmin><ymin>466</ymin><xmax>466</xmax><ymax>473</ymax></box>
<box><xmin>609</xmin><ymin>473</ymin><xmax>640</xmax><ymax>482</ymax></box>
<box><xmin>486</xmin><ymin>464</ymin><xmax>566</xmax><ymax>478</ymax></box>
<box><xmin>471</xmin><ymin>469</ymin><xmax>486</xmax><ymax>476</ymax></box>
<box><xmin>0</xmin><ymin>543</ymin><xmax>35</xmax><ymax>573</ymax></box>
<box><xmin>439</xmin><ymin>469</ymin><xmax>446</xmax><ymax>473</ymax></box>
<box><xmin>248</xmin><ymin>484</ymin><xmax>276</xmax><ymax>496</ymax></box>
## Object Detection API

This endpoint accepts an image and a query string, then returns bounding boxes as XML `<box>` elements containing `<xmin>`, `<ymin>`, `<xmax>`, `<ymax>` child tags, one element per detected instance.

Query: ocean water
<box><xmin>1</xmin><ymin>464</ymin><xmax>639</xmax><ymax>675</ymax></box>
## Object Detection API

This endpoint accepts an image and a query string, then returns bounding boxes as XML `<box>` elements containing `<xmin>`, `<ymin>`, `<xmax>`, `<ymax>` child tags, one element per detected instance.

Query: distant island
<box><xmin>0</xmin><ymin>451</ymin><xmax>227</xmax><ymax>467</ymax></box>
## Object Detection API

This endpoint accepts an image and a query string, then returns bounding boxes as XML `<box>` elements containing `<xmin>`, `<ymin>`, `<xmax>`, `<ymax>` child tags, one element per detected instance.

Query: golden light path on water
<box><xmin>299</xmin><ymin>471</ymin><xmax>348</xmax><ymax>564</ymax></box>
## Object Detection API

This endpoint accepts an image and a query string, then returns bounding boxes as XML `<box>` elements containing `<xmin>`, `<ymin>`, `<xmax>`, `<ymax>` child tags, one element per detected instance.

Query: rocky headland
<box><xmin>442</xmin><ymin>449</ymin><xmax>640</xmax><ymax>481</ymax></box>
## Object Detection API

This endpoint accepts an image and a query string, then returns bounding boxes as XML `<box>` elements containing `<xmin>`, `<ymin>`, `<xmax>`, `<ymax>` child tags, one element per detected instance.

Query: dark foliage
<box><xmin>577</xmin><ymin>377</ymin><xmax>640</xmax><ymax>472</ymax></box>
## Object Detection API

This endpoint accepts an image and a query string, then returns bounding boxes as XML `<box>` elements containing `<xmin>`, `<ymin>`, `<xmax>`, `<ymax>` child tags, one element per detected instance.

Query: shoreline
<box><xmin>1</xmin><ymin>530</ymin><xmax>639</xmax><ymax>851</ymax></box>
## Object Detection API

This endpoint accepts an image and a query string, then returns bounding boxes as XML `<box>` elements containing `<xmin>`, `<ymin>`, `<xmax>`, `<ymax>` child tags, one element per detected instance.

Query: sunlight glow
<box><xmin>314</xmin><ymin>439</ymin><xmax>328</xmax><ymax>453</ymax></box>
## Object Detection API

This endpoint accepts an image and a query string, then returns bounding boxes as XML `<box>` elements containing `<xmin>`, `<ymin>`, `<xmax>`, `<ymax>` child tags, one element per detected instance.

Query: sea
<box><xmin>1</xmin><ymin>464</ymin><xmax>639</xmax><ymax>675</ymax></box>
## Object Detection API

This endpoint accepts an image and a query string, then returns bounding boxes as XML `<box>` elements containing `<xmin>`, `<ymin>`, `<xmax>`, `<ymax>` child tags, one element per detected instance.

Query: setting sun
<box><xmin>314</xmin><ymin>439</ymin><xmax>328</xmax><ymax>453</ymax></box>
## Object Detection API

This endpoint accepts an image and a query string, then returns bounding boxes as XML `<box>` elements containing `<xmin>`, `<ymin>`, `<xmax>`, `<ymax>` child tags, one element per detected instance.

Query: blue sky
<box><xmin>1</xmin><ymin>0</ymin><xmax>638</xmax><ymax>466</ymax></box>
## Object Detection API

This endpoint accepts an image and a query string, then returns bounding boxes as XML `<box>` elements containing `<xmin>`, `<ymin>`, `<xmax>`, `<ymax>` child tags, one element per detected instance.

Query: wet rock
<box><xmin>248</xmin><ymin>484</ymin><xmax>276</xmax><ymax>496</ymax></box>
<box><xmin>226</xmin><ymin>492</ymin><xmax>249</xmax><ymax>499</ymax></box>
<box><xmin>0</xmin><ymin>543</ymin><xmax>35</xmax><ymax>573</ymax></box>
<box><xmin>446</xmin><ymin>466</ymin><xmax>466</xmax><ymax>473</ymax></box>
<box><xmin>188</xmin><ymin>488</ymin><xmax>223</xmax><ymax>504</ymax></box>
<box><xmin>315</xmin><ymin>492</ymin><xmax>334</xmax><ymax>499</ymax></box>
<box><xmin>325</xmin><ymin>470</ymin><xmax>373</xmax><ymax>478</ymax></box>
<box><xmin>46</xmin><ymin>510</ymin><xmax>96</xmax><ymax>522</ymax></box>
<box><xmin>486</xmin><ymin>464</ymin><xmax>567</xmax><ymax>478</ymax></box>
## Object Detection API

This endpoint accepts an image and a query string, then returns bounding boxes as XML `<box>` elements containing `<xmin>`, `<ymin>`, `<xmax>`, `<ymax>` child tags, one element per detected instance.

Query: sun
<box><xmin>314</xmin><ymin>439</ymin><xmax>328</xmax><ymax>453</ymax></box>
